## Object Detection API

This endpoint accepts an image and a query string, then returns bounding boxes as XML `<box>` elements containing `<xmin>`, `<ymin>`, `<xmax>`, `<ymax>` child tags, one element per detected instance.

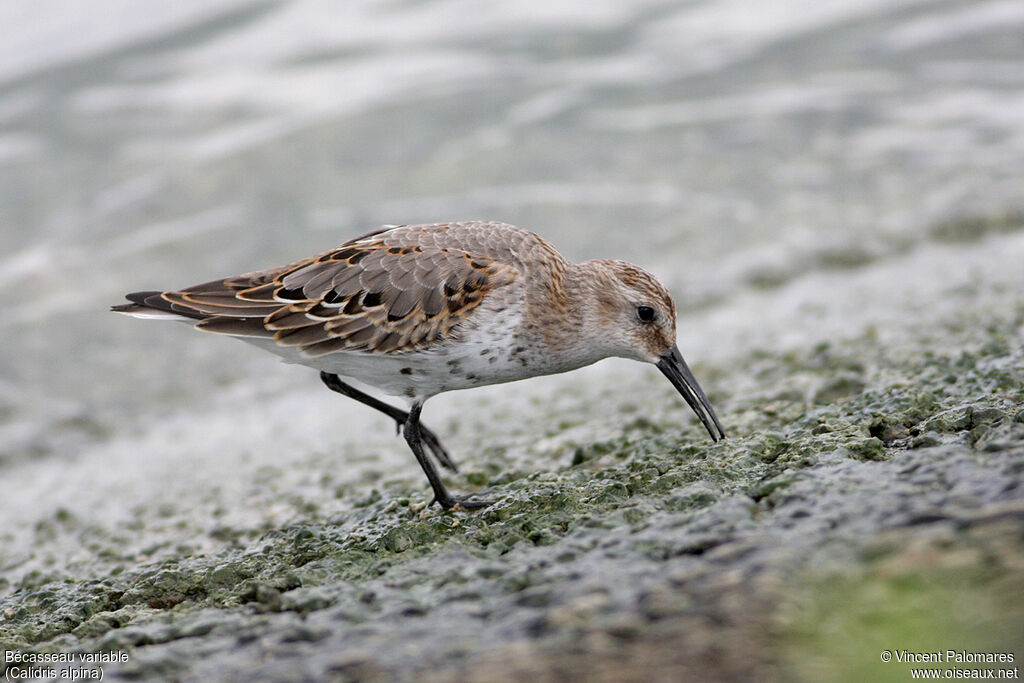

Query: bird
<box><xmin>112</xmin><ymin>221</ymin><xmax>725</xmax><ymax>510</ymax></box>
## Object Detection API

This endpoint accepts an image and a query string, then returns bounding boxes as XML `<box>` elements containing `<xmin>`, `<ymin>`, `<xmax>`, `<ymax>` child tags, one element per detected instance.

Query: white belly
<box><xmin>240</xmin><ymin>295</ymin><xmax>536</xmax><ymax>401</ymax></box>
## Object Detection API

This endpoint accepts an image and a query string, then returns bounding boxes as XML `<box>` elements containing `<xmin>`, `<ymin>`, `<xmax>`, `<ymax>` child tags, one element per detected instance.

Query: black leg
<box><xmin>403</xmin><ymin>402</ymin><xmax>492</xmax><ymax>510</ymax></box>
<box><xmin>319</xmin><ymin>372</ymin><xmax>458</xmax><ymax>472</ymax></box>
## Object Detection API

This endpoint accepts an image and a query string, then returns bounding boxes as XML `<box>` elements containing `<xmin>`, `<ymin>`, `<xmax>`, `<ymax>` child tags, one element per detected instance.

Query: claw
<box><xmin>435</xmin><ymin>495</ymin><xmax>493</xmax><ymax>511</ymax></box>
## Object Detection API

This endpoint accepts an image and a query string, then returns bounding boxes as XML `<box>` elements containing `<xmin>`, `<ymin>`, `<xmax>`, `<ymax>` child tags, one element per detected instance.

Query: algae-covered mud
<box><xmin>3</xmin><ymin>226</ymin><xmax>1023</xmax><ymax>681</ymax></box>
<box><xmin>3</xmin><ymin>1</ymin><xmax>1024</xmax><ymax>681</ymax></box>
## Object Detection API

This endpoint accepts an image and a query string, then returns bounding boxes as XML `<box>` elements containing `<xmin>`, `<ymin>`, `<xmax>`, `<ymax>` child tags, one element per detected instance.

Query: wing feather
<box><xmin>116</xmin><ymin>224</ymin><xmax>523</xmax><ymax>354</ymax></box>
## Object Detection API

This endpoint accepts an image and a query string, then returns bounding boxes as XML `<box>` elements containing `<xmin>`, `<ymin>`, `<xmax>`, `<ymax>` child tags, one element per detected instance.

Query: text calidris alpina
<box><xmin>113</xmin><ymin>221</ymin><xmax>724</xmax><ymax>509</ymax></box>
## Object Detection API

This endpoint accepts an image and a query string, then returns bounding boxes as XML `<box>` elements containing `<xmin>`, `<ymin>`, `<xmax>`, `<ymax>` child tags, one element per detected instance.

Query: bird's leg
<box><xmin>403</xmin><ymin>402</ymin><xmax>492</xmax><ymax>510</ymax></box>
<box><xmin>319</xmin><ymin>372</ymin><xmax>458</xmax><ymax>472</ymax></box>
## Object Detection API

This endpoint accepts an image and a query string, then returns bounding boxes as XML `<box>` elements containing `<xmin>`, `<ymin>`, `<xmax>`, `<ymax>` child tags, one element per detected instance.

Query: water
<box><xmin>1</xmin><ymin>0</ymin><xmax>1023</xmax><ymax>584</ymax></box>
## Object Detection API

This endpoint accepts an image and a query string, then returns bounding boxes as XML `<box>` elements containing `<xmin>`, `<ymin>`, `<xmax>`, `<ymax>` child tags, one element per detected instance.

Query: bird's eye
<box><xmin>636</xmin><ymin>305</ymin><xmax>656</xmax><ymax>323</ymax></box>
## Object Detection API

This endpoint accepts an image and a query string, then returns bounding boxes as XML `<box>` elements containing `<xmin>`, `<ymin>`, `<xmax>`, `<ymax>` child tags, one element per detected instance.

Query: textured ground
<box><xmin>3</xmin><ymin>217</ymin><xmax>1023</xmax><ymax>682</ymax></box>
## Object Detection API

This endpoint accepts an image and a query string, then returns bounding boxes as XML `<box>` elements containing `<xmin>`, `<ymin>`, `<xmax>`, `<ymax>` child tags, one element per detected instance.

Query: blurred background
<box><xmin>1</xmin><ymin>2</ymin><xmax>1023</xmax><ymax>671</ymax></box>
<box><xmin>2</xmin><ymin>0</ymin><xmax>1022</xmax><ymax>449</ymax></box>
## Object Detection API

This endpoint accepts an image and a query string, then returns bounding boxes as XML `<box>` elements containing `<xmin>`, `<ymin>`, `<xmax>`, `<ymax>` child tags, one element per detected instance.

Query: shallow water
<box><xmin>1</xmin><ymin>1</ymin><xmax>1023</xmax><ymax>679</ymax></box>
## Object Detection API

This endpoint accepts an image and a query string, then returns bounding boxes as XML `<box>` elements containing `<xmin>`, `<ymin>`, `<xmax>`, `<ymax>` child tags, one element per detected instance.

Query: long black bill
<box><xmin>656</xmin><ymin>344</ymin><xmax>725</xmax><ymax>442</ymax></box>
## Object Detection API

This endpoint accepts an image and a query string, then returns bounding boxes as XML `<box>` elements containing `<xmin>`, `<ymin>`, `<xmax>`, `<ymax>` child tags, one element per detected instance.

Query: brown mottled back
<box><xmin>116</xmin><ymin>222</ymin><xmax>566</xmax><ymax>356</ymax></box>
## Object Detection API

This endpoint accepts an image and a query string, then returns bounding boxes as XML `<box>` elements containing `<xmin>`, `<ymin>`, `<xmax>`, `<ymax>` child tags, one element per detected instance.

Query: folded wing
<box><xmin>113</xmin><ymin>237</ymin><xmax>518</xmax><ymax>356</ymax></box>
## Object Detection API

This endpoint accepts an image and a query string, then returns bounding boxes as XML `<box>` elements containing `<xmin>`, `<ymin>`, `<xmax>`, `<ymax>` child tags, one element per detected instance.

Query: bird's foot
<box><xmin>432</xmin><ymin>494</ymin><xmax>494</xmax><ymax>511</ymax></box>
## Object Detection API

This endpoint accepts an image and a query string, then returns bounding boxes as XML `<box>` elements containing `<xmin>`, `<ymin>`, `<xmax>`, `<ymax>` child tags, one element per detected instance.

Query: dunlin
<box><xmin>113</xmin><ymin>221</ymin><xmax>724</xmax><ymax>509</ymax></box>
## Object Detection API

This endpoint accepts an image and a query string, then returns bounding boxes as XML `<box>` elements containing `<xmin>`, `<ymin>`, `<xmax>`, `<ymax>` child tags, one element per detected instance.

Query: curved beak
<box><xmin>657</xmin><ymin>344</ymin><xmax>725</xmax><ymax>442</ymax></box>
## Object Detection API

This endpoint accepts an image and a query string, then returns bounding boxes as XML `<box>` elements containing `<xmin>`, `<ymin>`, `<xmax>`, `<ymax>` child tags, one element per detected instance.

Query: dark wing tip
<box><xmin>124</xmin><ymin>290</ymin><xmax>164</xmax><ymax>306</ymax></box>
<box><xmin>112</xmin><ymin>291</ymin><xmax>168</xmax><ymax>313</ymax></box>
<box><xmin>114</xmin><ymin>290</ymin><xmax>207</xmax><ymax>321</ymax></box>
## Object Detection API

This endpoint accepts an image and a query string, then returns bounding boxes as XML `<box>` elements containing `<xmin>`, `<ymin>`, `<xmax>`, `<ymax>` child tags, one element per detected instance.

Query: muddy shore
<box><xmin>3</xmin><ymin>218</ymin><xmax>1022</xmax><ymax>682</ymax></box>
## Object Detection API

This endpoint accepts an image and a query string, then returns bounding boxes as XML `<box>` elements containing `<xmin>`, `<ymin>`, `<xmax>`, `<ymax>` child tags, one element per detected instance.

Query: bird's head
<box><xmin>581</xmin><ymin>259</ymin><xmax>725</xmax><ymax>442</ymax></box>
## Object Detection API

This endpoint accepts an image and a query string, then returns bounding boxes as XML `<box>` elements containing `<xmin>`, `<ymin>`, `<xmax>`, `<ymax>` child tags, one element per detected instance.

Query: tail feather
<box><xmin>111</xmin><ymin>290</ymin><xmax>275</xmax><ymax>337</ymax></box>
<box><xmin>111</xmin><ymin>290</ymin><xmax>203</xmax><ymax>321</ymax></box>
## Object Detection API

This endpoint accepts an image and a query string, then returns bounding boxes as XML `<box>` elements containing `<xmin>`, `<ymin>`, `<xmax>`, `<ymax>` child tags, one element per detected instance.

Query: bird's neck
<box><xmin>522</xmin><ymin>260</ymin><xmax>618</xmax><ymax>367</ymax></box>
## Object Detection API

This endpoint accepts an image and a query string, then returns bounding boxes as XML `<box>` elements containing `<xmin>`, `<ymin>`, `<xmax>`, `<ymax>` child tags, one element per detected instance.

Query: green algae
<box><xmin>776</xmin><ymin>510</ymin><xmax>1024</xmax><ymax>682</ymax></box>
<box><xmin>3</xmin><ymin>238</ymin><xmax>1024</xmax><ymax>681</ymax></box>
